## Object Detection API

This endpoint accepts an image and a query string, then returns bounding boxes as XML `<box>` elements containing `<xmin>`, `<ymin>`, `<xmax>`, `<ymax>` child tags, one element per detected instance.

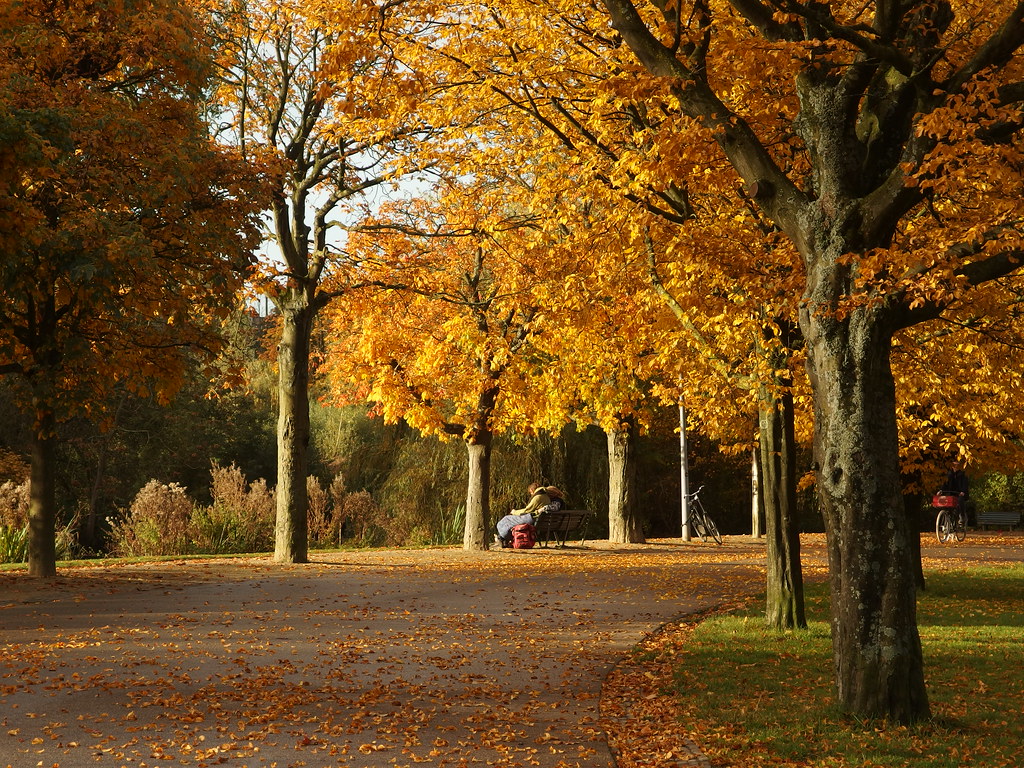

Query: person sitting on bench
<box><xmin>494</xmin><ymin>483</ymin><xmax>565</xmax><ymax>548</ymax></box>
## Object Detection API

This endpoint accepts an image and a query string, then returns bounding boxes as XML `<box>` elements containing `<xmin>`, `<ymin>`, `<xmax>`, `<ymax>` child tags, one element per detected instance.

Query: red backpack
<box><xmin>510</xmin><ymin>523</ymin><xmax>537</xmax><ymax>549</ymax></box>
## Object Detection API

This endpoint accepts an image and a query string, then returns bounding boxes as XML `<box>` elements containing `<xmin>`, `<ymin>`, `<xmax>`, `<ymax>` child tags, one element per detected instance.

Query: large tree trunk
<box><xmin>464</xmin><ymin>430</ymin><xmax>491</xmax><ymax>551</ymax></box>
<box><xmin>27</xmin><ymin>408</ymin><xmax>57</xmax><ymax>578</ymax></box>
<box><xmin>607</xmin><ymin>418</ymin><xmax>644</xmax><ymax>543</ymax></box>
<box><xmin>274</xmin><ymin>301</ymin><xmax>312</xmax><ymax>564</ymax></box>
<box><xmin>463</xmin><ymin>380</ymin><xmax>498</xmax><ymax>551</ymax></box>
<box><xmin>758</xmin><ymin>387</ymin><xmax>805</xmax><ymax>629</ymax></box>
<box><xmin>802</xmin><ymin>301</ymin><xmax>929</xmax><ymax>722</ymax></box>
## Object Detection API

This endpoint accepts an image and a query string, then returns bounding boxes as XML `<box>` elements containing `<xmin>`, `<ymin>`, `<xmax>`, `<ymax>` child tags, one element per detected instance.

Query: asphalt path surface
<box><xmin>1</xmin><ymin>533</ymin><xmax>1020</xmax><ymax>768</ymax></box>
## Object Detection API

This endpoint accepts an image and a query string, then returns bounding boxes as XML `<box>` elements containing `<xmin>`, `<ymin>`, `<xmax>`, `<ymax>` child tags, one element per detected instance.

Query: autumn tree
<box><xmin>523</xmin><ymin>213</ymin><xmax>679</xmax><ymax>544</ymax></box>
<box><xmin>0</xmin><ymin>0</ymin><xmax>263</xmax><ymax>577</ymax></box>
<box><xmin>894</xmin><ymin>287</ymin><xmax>1024</xmax><ymax>565</ymax></box>
<box><xmin>896</xmin><ymin>289</ymin><xmax>1024</xmax><ymax>482</ymax></box>
<box><xmin>376</xmin><ymin>0</ymin><xmax>811</xmax><ymax>616</ymax></box>
<box><xmin>323</xmin><ymin>183</ymin><xmax>553</xmax><ymax>550</ymax></box>
<box><xmin>644</xmin><ymin>227</ymin><xmax>808</xmax><ymax>627</ymax></box>
<box><xmin>592</xmin><ymin>0</ymin><xmax>1024</xmax><ymax>722</ymax></box>
<box><xmin>374</xmin><ymin>0</ymin><xmax>1024</xmax><ymax>719</ymax></box>
<box><xmin>209</xmin><ymin>0</ymin><xmax>431</xmax><ymax>562</ymax></box>
<box><xmin>878</xmin><ymin>294</ymin><xmax>1024</xmax><ymax>589</ymax></box>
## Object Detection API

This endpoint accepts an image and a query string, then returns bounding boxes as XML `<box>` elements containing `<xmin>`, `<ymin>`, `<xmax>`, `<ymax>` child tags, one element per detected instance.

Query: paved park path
<box><xmin>1</xmin><ymin>534</ymin><xmax>1020</xmax><ymax>768</ymax></box>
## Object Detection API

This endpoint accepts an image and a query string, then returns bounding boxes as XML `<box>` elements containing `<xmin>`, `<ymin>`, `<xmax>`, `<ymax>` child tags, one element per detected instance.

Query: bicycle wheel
<box><xmin>690</xmin><ymin>513</ymin><xmax>708</xmax><ymax>542</ymax></box>
<box><xmin>935</xmin><ymin>510</ymin><xmax>953</xmax><ymax>543</ymax></box>
<box><xmin>954</xmin><ymin>512</ymin><xmax>967</xmax><ymax>542</ymax></box>
<box><xmin>703</xmin><ymin>514</ymin><xmax>723</xmax><ymax>545</ymax></box>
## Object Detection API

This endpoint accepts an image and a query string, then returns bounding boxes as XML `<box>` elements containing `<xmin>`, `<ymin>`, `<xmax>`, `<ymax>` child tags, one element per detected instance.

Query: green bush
<box><xmin>0</xmin><ymin>480</ymin><xmax>29</xmax><ymax>564</ymax></box>
<box><xmin>334</xmin><ymin>488</ymin><xmax>391</xmax><ymax>546</ymax></box>
<box><xmin>111</xmin><ymin>465</ymin><xmax>345</xmax><ymax>557</ymax></box>
<box><xmin>972</xmin><ymin>472</ymin><xmax>1024</xmax><ymax>515</ymax></box>
<box><xmin>431</xmin><ymin>503</ymin><xmax>466</xmax><ymax>546</ymax></box>
<box><xmin>190</xmin><ymin>504</ymin><xmax>241</xmax><ymax>554</ymax></box>
<box><xmin>0</xmin><ymin>524</ymin><xmax>27</xmax><ymax>564</ymax></box>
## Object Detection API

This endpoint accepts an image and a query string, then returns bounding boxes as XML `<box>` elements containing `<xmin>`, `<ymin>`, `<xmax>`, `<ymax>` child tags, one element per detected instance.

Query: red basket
<box><xmin>932</xmin><ymin>493</ymin><xmax>959</xmax><ymax>508</ymax></box>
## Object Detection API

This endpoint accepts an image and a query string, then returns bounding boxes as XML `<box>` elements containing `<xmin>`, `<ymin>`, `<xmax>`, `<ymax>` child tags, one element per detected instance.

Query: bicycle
<box><xmin>933</xmin><ymin>493</ymin><xmax>967</xmax><ymax>543</ymax></box>
<box><xmin>685</xmin><ymin>485</ymin><xmax>723</xmax><ymax>544</ymax></box>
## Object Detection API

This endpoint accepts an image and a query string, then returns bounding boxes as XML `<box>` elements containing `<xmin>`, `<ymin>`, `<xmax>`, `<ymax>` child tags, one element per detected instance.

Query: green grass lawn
<box><xmin>673</xmin><ymin>565</ymin><xmax>1024</xmax><ymax>767</ymax></box>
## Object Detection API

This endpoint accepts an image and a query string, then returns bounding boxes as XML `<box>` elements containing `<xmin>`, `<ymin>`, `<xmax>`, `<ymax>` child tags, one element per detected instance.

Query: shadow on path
<box><xmin>5</xmin><ymin>533</ymin><xmax>1018</xmax><ymax>767</ymax></box>
<box><xmin>1</xmin><ymin>540</ymin><xmax>769</xmax><ymax>768</ymax></box>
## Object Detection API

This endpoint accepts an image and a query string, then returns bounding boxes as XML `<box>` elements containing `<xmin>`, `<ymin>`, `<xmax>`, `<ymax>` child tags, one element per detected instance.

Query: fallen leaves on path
<box><xmin>0</xmin><ymin>539</ymin><xmax>770</xmax><ymax>767</ymax></box>
<box><xmin>1</xmin><ymin>533</ymin><xmax>1020</xmax><ymax>767</ymax></box>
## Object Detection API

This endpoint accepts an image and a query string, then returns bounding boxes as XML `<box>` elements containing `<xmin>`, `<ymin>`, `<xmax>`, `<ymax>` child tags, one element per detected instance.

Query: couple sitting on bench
<box><xmin>494</xmin><ymin>483</ymin><xmax>565</xmax><ymax>548</ymax></box>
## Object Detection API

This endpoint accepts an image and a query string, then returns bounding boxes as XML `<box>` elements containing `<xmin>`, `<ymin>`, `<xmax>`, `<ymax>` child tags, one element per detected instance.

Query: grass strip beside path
<box><xmin>603</xmin><ymin>563</ymin><xmax>1024</xmax><ymax>768</ymax></box>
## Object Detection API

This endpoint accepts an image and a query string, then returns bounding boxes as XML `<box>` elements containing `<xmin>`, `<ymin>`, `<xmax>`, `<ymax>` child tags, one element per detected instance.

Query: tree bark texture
<box><xmin>607</xmin><ymin>419</ymin><xmax>645</xmax><ymax>544</ymax></box>
<box><xmin>464</xmin><ymin>433</ymin><xmax>491</xmax><ymax>551</ymax></box>
<box><xmin>758</xmin><ymin>388</ymin><xmax>805</xmax><ymax>630</ymax></box>
<box><xmin>598</xmin><ymin>0</ymin><xmax>1024</xmax><ymax>724</ymax></box>
<box><xmin>802</xmin><ymin>301</ymin><xmax>928</xmax><ymax>722</ymax></box>
<box><xmin>274</xmin><ymin>302</ymin><xmax>312</xmax><ymax>564</ymax></box>
<box><xmin>27</xmin><ymin>409</ymin><xmax>57</xmax><ymax>578</ymax></box>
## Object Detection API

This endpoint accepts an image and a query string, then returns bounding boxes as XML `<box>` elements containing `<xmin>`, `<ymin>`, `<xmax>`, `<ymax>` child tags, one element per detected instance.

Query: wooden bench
<box><xmin>975</xmin><ymin>510</ymin><xmax>1022</xmax><ymax>531</ymax></box>
<box><xmin>534</xmin><ymin>509</ymin><xmax>591</xmax><ymax>548</ymax></box>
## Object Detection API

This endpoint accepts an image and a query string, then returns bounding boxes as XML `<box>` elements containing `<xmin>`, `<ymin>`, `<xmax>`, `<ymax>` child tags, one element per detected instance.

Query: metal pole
<box><xmin>680</xmin><ymin>399</ymin><xmax>691</xmax><ymax>541</ymax></box>
<box><xmin>751</xmin><ymin>444</ymin><xmax>763</xmax><ymax>539</ymax></box>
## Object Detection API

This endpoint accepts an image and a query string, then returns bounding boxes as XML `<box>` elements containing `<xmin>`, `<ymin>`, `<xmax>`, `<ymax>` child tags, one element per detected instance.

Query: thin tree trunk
<box><xmin>84</xmin><ymin>438</ymin><xmax>107</xmax><ymax>551</ymax></box>
<box><xmin>464</xmin><ymin>431</ymin><xmax>491</xmax><ymax>551</ymax></box>
<box><xmin>28</xmin><ymin>408</ymin><xmax>57</xmax><ymax>578</ymax></box>
<box><xmin>759</xmin><ymin>388</ymin><xmax>805</xmax><ymax>629</ymax></box>
<box><xmin>903</xmin><ymin>478</ymin><xmax>926</xmax><ymax>591</ymax></box>
<box><xmin>84</xmin><ymin>391</ymin><xmax>128</xmax><ymax>551</ymax></box>
<box><xmin>274</xmin><ymin>302</ymin><xmax>312</xmax><ymax>564</ymax></box>
<box><xmin>803</xmin><ymin>303</ymin><xmax>929</xmax><ymax>722</ymax></box>
<box><xmin>607</xmin><ymin>418</ymin><xmax>644</xmax><ymax>543</ymax></box>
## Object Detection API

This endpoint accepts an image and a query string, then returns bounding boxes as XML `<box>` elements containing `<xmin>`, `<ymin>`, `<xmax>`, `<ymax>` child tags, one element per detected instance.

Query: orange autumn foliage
<box><xmin>0</xmin><ymin>0</ymin><xmax>265</xmax><ymax>576</ymax></box>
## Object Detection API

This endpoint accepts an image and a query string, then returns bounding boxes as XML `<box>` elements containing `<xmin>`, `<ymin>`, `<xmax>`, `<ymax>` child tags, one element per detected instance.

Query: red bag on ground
<box><xmin>510</xmin><ymin>523</ymin><xmax>537</xmax><ymax>549</ymax></box>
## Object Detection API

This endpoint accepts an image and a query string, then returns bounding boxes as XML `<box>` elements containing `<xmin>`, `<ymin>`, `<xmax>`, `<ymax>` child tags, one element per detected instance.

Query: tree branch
<box><xmin>895</xmin><ymin>229</ymin><xmax>1024</xmax><ymax>329</ymax></box>
<box><xmin>946</xmin><ymin>2</ymin><xmax>1024</xmax><ymax>94</ymax></box>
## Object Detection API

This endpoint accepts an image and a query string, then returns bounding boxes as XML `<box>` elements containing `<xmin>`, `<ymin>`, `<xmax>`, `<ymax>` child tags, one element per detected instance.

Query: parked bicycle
<box><xmin>685</xmin><ymin>485</ymin><xmax>723</xmax><ymax>544</ymax></box>
<box><xmin>933</xmin><ymin>492</ymin><xmax>967</xmax><ymax>543</ymax></box>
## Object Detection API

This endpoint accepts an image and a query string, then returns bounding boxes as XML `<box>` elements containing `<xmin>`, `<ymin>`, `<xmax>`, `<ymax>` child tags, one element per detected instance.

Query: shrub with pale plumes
<box><xmin>111</xmin><ymin>480</ymin><xmax>194</xmax><ymax>557</ymax></box>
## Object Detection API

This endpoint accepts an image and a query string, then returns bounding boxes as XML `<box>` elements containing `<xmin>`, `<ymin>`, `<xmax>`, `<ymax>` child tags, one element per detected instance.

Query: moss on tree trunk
<box><xmin>607</xmin><ymin>418</ymin><xmax>644</xmax><ymax>544</ymax></box>
<box><xmin>804</xmin><ymin>300</ymin><xmax>929</xmax><ymax>722</ymax></box>
<box><xmin>759</xmin><ymin>387</ymin><xmax>805</xmax><ymax>630</ymax></box>
<box><xmin>274</xmin><ymin>302</ymin><xmax>312</xmax><ymax>564</ymax></box>
<box><xmin>464</xmin><ymin>434</ymin><xmax>491</xmax><ymax>551</ymax></box>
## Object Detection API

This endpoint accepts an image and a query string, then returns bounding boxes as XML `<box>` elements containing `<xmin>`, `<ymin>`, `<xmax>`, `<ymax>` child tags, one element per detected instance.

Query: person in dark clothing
<box><xmin>942</xmin><ymin>461</ymin><xmax>970</xmax><ymax>525</ymax></box>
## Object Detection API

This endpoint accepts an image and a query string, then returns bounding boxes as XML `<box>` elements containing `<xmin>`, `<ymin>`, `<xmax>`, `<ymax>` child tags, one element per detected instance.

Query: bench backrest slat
<box><xmin>536</xmin><ymin>510</ymin><xmax>589</xmax><ymax>530</ymax></box>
